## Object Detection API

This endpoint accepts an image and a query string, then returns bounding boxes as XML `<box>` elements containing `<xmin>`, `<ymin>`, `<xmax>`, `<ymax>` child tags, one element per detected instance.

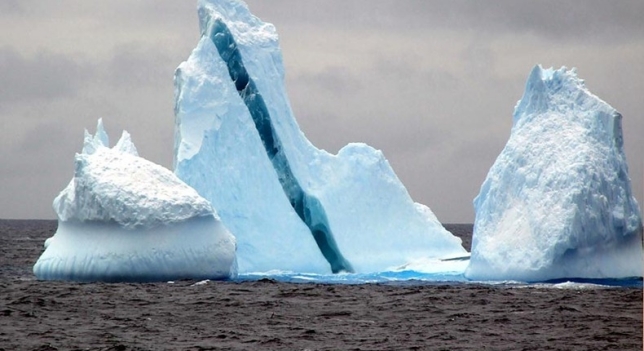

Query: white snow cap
<box><xmin>55</xmin><ymin>119</ymin><xmax>214</xmax><ymax>229</ymax></box>
<box><xmin>466</xmin><ymin>65</ymin><xmax>643</xmax><ymax>282</ymax></box>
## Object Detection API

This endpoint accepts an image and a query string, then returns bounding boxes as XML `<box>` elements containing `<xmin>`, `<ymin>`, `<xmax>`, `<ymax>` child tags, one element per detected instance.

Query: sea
<box><xmin>1</xmin><ymin>219</ymin><xmax>642</xmax><ymax>350</ymax></box>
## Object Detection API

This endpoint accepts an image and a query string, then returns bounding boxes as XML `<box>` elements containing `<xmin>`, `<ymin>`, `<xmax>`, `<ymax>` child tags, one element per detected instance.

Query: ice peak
<box><xmin>82</xmin><ymin>118</ymin><xmax>110</xmax><ymax>155</ymax></box>
<box><xmin>514</xmin><ymin>66</ymin><xmax>589</xmax><ymax>122</ymax></box>
<box><xmin>512</xmin><ymin>66</ymin><xmax>622</xmax><ymax>146</ymax></box>
<box><xmin>96</xmin><ymin>118</ymin><xmax>109</xmax><ymax>146</ymax></box>
<box><xmin>80</xmin><ymin>119</ymin><xmax>139</xmax><ymax>156</ymax></box>
<box><xmin>114</xmin><ymin>131</ymin><xmax>139</xmax><ymax>156</ymax></box>
<box><xmin>514</xmin><ymin>65</ymin><xmax>548</xmax><ymax>119</ymax></box>
<box><xmin>198</xmin><ymin>0</ymin><xmax>278</xmax><ymax>47</ymax></box>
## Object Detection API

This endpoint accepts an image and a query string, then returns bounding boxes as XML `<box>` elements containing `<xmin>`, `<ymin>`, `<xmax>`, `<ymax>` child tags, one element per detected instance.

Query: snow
<box><xmin>173</xmin><ymin>0</ymin><xmax>466</xmax><ymax>274</ymax></box>
<box><xmin>465</xmin><ymin>66</ymin><xmax>643</xmax><ymax>282</ymax></box>
<box><xmin>34</xmin><ymin>120</ymin><xmax>237</xmax><ymax>282</ymax></box>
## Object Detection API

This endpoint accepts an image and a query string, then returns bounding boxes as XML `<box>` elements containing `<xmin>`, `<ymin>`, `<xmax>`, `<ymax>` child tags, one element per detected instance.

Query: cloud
<box><xmin>455</xmin><ymin>1</ymin><xmax>644</xmax><ymax>43</ymax></box>
<box><xmin>246</xmin><ymin>0</ymin><xmax>644</xmax><ymax>44</ymax></box>
<box><xmin>0</xmin><ymin>48</ymin><xmax>93</xmax><ymax>106</ymax></box>
<box><xmin>0</xmin><ymin>120</ymin><xmax>79</xmax><ymax>218</ymax></box>
<box><xmin>106</xmin><ymin>44</ymin><xmax>175</xmax><ymax>88</ymax></box>
<box><xmin>0</xmin><ymin>0</ymin><xmax>642</xmax><ymax>223</ymax></box>
<box><xmin>0</xmin><ymin>0</ymin><xmax>23</xmax><ymax>15</ymax></box>
<box><xmin>296</xmin><ymin>66</ymin><xmax>364</xmax><ymax>94</ymax></box>
<box><xmin>288</xmin><ymin>55</ymin><xmax>462</xmax><ymax>156</ymax></box>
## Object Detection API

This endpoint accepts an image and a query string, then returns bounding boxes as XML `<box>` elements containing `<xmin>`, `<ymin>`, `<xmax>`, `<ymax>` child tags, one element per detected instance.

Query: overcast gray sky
<box><xmin>1</xmin><ymin>1</ymin><xmax>642</xmax><ymax>223</ymax></box>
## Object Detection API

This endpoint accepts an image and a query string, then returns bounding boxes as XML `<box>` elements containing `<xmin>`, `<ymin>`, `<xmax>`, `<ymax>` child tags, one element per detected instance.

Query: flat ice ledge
<box><xmin>465</xmin><ymin>230</ymin><xmax>643</xmax><ymax>282</ymax></box>
<box><xmin>34</xmin><ymin>216</ymin><xmax>237</xmax><ymax>282</ymax></box>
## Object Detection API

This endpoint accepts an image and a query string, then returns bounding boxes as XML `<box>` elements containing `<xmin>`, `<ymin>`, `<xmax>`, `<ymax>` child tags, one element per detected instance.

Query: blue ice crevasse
<box><xmin>173</xmin><ymin>0</ymin><xmax>467</xmax><ymax>274</ymax></box>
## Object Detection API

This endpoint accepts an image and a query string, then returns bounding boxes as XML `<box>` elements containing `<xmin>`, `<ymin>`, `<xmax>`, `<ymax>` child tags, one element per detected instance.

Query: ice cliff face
<box><xmin>174</xmin><ymin>0</ymin><xmax>466</xmax><ymax>274</ymax></box>
<box><xmin>34</xmin><ymin>120</ymin><xmax>237</xmax><ymax>282</ymax></box>
<box><xmin>466</xmin><ymin>66</ymin><xmax>643</xmax><ymax>281</ymax></box>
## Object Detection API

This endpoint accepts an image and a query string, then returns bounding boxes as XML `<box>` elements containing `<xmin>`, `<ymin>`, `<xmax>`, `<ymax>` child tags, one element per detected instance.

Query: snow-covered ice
<box><xmin>173</xmin><ymin>0</ymin><xmax>466</xmax><ymax>274</ymax></box>
<box><xmin>34</xmin><ymin>120</ymin><xmax>237</xmax><ymax>282</ymax></box>
<box><xmin>466</xmin><ymin>66</ymin><xmax>643</xmax><ymax>282</ymax></box>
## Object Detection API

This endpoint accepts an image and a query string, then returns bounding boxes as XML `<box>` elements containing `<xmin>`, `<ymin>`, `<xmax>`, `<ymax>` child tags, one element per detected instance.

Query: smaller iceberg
<box><xmin>34</xmin><ymin>119</ymin><xmax>237</xmax><ymax>282</ymax></box>
<box><xmin>466</xmin><ymin>66</ymin><xmax>643</xmax><ymax>282</ymax></box>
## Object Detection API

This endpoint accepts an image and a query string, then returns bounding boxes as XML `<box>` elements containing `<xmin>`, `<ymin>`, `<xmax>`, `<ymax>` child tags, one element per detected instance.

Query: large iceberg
<box><xmin>34</xmin><ymin>120</ymin><xmax>237</xmax><ymax>282</ymax></box>
<box><xmin>466</xmin><ymin>66</ymin><xmax>643</xmax><ymax>282</ymax></box>
<box><xmin>174</xmin><ymin>0</ymin><xmax>466</xmax><ymax>274</ymax></box>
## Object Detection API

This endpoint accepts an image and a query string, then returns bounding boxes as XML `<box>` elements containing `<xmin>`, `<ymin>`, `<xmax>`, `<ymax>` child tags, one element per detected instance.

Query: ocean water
<box><xmin>2</xmin><ymin>220</ymin><xmax>642</xmax><ymax>350</ymax></box>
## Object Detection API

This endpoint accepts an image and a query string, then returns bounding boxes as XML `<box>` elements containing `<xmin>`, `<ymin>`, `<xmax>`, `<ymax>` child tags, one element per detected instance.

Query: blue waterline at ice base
<box><xmin>466</xmin><ymin>66</ymin><xmax>644</xmax><ymax>282</ymax></box>
<box><xmin>173</xmin><ymin>0</ymin><xmax>467</xmax><ymax>275</ymax></box>
<box><xmin>33</xmin><ymin>120</ymin><xmax>237</xmax><ymax>283</ymax></box>
<box><xmin>233</xmin><ymin>270</ymin><xmax>641</xmax><ymax>288</ymax></box>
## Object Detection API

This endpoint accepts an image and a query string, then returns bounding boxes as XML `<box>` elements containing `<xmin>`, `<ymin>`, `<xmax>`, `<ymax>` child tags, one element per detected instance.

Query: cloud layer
<box><xmin>1</xmin><ymin>1</ymin><xmax>642</xmax><ymax>223</ymax></box>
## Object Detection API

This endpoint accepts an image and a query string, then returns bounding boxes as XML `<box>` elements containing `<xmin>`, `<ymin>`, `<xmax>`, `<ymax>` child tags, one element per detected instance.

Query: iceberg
<box><xmin>466</xmin><ymin>66</ymin><xmax>643</xmax><ymax>282</ymax></box>
<box><xmin>174</xmin><ymin>0</ymin><xmax>466</xmax><ymax>274</ymax></box>
<box><xmin>34</xmin><ymin>119</ymin><xmax>237</xmax><ymax>282</ymax></box>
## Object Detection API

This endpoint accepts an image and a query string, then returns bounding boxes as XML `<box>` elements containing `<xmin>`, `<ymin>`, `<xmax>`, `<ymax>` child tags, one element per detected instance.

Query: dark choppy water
<box><xmin>0</xmin><ymin>220</ymin><xmax>642</xmax><ymax>350</ymax></box>
<box><xmin>0</xmin><ymin>219</ymin><xmax>57</xmax><ymax>280</ymax></box>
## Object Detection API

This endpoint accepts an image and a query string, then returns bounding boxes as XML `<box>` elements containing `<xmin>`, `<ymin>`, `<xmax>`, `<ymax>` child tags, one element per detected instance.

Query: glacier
<box><xmin>174</xmin><ymin>0</ymin><xmax>467</xmax><ymax>274</ymax></box>
<box><xmin>465</xmin><ymin>66</ymin><xmax>644</xmax><ymax>282</ymax></box>
<box><xmin>34</xmin><ymin>119</ymin><xmax>237</xmax><ymax>282</ymax></box>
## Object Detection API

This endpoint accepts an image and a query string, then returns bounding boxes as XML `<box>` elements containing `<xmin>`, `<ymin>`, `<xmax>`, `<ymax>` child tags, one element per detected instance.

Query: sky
<box><xmin>1</xmin><ymin>1</ymin><xmax>642</xmax><ymax>223</ymax></box>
